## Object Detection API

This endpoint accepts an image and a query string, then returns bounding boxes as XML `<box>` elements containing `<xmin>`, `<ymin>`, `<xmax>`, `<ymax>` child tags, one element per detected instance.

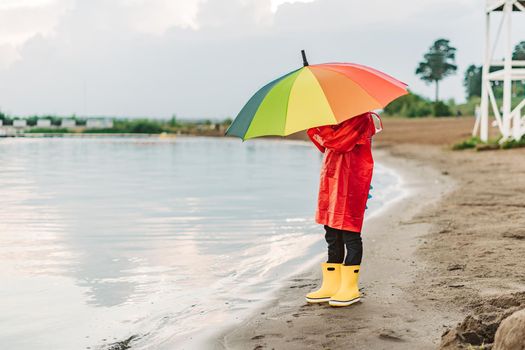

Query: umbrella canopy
<box><xmin>226</xmin><ymin>51</ymin><xmax>408</xmax><ymax>140</ymax></box>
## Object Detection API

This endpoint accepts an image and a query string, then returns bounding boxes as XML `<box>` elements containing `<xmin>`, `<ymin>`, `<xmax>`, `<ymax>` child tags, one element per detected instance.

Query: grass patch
<box><xmin>453</xmin><ymin>135</ymin><xmax>525</xmax><ymax>151</ymax></box>
<box><xmin>452</xmin><ymin>137</ymin><xmax>482</xmax><ymax>150</ymax></box>
<box><xmin>25</xmin><ymin>128</ymin><xmax>70</xmax><ymax>133</ymax></box>
<box><xmin>501</xmin><ymin>136</ymin><xmax>525</xmax><ymax>149</ymax></box>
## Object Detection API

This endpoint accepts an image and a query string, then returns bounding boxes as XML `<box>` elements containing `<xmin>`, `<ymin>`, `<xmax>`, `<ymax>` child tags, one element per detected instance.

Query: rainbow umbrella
<box><xmin>226</xmin><ymin>50</ymin><xmax>408</xmax><ymax>140</ymax></box>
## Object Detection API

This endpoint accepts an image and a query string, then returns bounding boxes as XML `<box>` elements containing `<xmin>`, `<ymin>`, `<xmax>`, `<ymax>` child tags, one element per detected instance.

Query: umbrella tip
<box><xmin>301</xmin><ymin>50</ymin><xmax>309</xmax><ymax>67</ymax></box>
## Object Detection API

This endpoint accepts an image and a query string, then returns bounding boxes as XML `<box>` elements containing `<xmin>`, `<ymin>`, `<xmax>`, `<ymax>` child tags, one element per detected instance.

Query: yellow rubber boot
<box><xmin>305</xmin><ymin>263</ymin><xmax>341</xmax><ymax>303</ymax></box>
<box><xmin>329</xmin><ymin>265</ymin><xmax>361</xmax><ymax>307</ymax></box>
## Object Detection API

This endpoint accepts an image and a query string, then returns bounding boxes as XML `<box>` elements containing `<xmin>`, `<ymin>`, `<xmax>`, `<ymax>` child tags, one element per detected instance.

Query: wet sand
<box><xmin>216</xmin><ymin>117</ymin><xmax>525</xmax><ymax>349</ymax></box>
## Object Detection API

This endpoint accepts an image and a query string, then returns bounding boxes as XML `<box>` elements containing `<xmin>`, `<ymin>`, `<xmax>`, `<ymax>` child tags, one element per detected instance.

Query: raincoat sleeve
<box><xmin>307</xmin><ymin>127</ymin><xmax>326</xmax><ymax>153</ymax></box>
<box><xmin>315</xmin><ymin>114</ymin><xmax>375</xmax><ymax>153</ymax></box>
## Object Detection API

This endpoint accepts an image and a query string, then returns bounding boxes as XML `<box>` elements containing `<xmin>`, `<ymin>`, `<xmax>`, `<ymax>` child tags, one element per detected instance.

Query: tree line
<box><xmin>386</xmin><ymin>38</ymin><xmax>525</xmax><ymax>117</ymax></box>
<box><xmin>0</xmin><ymin>113</ymin><xmax>233</xmax><ymax>135</ymax></box>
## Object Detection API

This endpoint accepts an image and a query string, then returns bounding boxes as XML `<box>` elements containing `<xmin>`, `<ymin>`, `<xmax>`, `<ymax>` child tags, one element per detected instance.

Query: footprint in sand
<box><xmin>378</xmin><ymin>329</ymin><xmax>405</xmax><ymax>342</ymax></box>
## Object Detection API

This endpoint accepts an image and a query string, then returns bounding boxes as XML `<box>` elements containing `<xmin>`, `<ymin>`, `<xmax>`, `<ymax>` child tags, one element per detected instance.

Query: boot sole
<box><xmin>328</xmin><ymin>297</ymin><xmax>361</xmax><ymax>307</ymax></box>
<box><xmin>305</xmin><ymin>297</ymin><xmax>331</xmax><ymax>303</ymax></box>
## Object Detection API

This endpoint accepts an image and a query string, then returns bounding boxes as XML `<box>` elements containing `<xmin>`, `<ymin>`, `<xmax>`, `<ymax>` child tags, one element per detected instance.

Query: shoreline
<box><xmin>215</xmin><ymin>145</ymin><xmax>458</xmax><ymax>349</ymax></box>
<box><xmin>169</xmin><ymin>138</ymin><xmax>407</xmax><ymax>350</ymax></box>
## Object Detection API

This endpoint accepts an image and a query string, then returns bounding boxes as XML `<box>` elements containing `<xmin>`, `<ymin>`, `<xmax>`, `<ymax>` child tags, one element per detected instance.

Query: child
<box><xmin>305</xmin><ymin>112</ymin><xmax>381</xmax><ymax>307</ymax></box>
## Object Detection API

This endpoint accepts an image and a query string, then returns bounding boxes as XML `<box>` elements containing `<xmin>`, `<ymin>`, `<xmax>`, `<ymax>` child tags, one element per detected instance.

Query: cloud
<box><xmin>0</xmin><ymin>0</ymin><xmax>72</xmax><ymax>67</ymax></box>
<box><xmin>270</xmin><ymin>0</ymin><xmax>314</xmax><ymax>12</ymax></box>
<box><xmin>0</xmin><ymin>0</ymin><xmax>523</xmax><ymax>118</ymax></box>
<box><xmin>116</xmin><ymin>0</ymin><xmax>201</xmax><ymax>33</ymax></box>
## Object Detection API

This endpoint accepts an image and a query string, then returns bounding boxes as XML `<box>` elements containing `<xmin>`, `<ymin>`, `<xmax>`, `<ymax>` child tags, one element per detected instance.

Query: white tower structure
<box><xmin>477</xmin><ymin>0</ymin><xmax>525</xmax><ymax>142</ymax></box>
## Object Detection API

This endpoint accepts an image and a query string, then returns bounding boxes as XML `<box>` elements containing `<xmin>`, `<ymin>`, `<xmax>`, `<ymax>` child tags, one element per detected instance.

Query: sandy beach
<box><xmin>216</xmin><ymin>117</ymin><xmax>525</xmax><ymax>349</ymax></box>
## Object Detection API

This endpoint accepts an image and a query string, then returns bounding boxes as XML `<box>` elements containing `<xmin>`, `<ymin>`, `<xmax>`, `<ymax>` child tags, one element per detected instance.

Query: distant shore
<box><xmin>0</xmin><ymin>116</ymin><xmax>231</xmax><ymax>138</ymax></box>
<box><xmin>0</xmin><ymin>129</ymin><xmax>226</xmax><ymax>138</ymax></box>
<box><xmin>217</xmin><ymin>117</ymin><xmax>525</xmax><ymax>349</ymax></box>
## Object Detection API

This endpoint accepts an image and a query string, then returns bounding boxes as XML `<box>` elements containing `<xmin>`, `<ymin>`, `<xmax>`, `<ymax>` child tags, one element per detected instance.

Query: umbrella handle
<box><xmin>301</xmin><ymin>50</ymin><xmax>309</xmax><ymax>66</ymax></box>
<box><xmin>370</xmin><ymin>112</ymin><xmax>383</xmax><ymax>134</ymax></box>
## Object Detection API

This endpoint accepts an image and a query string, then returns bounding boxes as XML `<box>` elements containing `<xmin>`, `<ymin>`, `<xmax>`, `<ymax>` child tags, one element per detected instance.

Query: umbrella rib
<box><xmin>325</xmin><ymin>63</ymin><xmax>408</xmax><ymax>88</ymax></box>
<box><xmin>284</xmin><ymin>68</ymin><xmax>337</xmax><ymax>135</ymax></box>
<box><xmin>283</xmin><ymin>68</ymin><xmax>304</xmax><ymax>136</ymax></box>
<box><xmin>317</xmin><ymin>65</ymin><xmax>398</xmax><ymax>108</ymax></box>
<box><xmin>310</xmin><ymin>67</ymin><xmax>339</xmax><ymax>127</ymax></box>
<box><xmin>227</xmin><ymin>69</ymin><xmax>300</xmax><ymax>140</ymax></box>
<box><xmin>244</xmin><ymin>68</ymin><xmax>302</xmax><ymax>140</ymax></box>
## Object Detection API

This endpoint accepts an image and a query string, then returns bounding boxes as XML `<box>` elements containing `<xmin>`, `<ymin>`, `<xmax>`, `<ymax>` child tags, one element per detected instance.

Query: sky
<box><xmin>0</xmin><ymin>0</ymin><xmax>524</xmax><ymax>119</ymax></box>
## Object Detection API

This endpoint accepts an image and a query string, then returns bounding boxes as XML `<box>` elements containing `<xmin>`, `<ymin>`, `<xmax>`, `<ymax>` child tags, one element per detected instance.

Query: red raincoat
<box><xmin>307</xmin><ymin>112</ymin><xmax>378</xmax><ymax>233</ymax></box>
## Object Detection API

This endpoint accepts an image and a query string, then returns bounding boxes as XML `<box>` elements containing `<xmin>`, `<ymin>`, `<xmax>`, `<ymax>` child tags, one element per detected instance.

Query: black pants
<box><xmin>324</xmin><ymin>225</ymin><xmax>362</xmax><ymax>266</ymax></box>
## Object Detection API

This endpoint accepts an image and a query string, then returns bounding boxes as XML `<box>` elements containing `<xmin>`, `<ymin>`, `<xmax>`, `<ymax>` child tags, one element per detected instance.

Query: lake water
<box><xmin>0</xmin><ymin>136</ymin><xmax>402</xmax><ymax>349</ymax></box>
